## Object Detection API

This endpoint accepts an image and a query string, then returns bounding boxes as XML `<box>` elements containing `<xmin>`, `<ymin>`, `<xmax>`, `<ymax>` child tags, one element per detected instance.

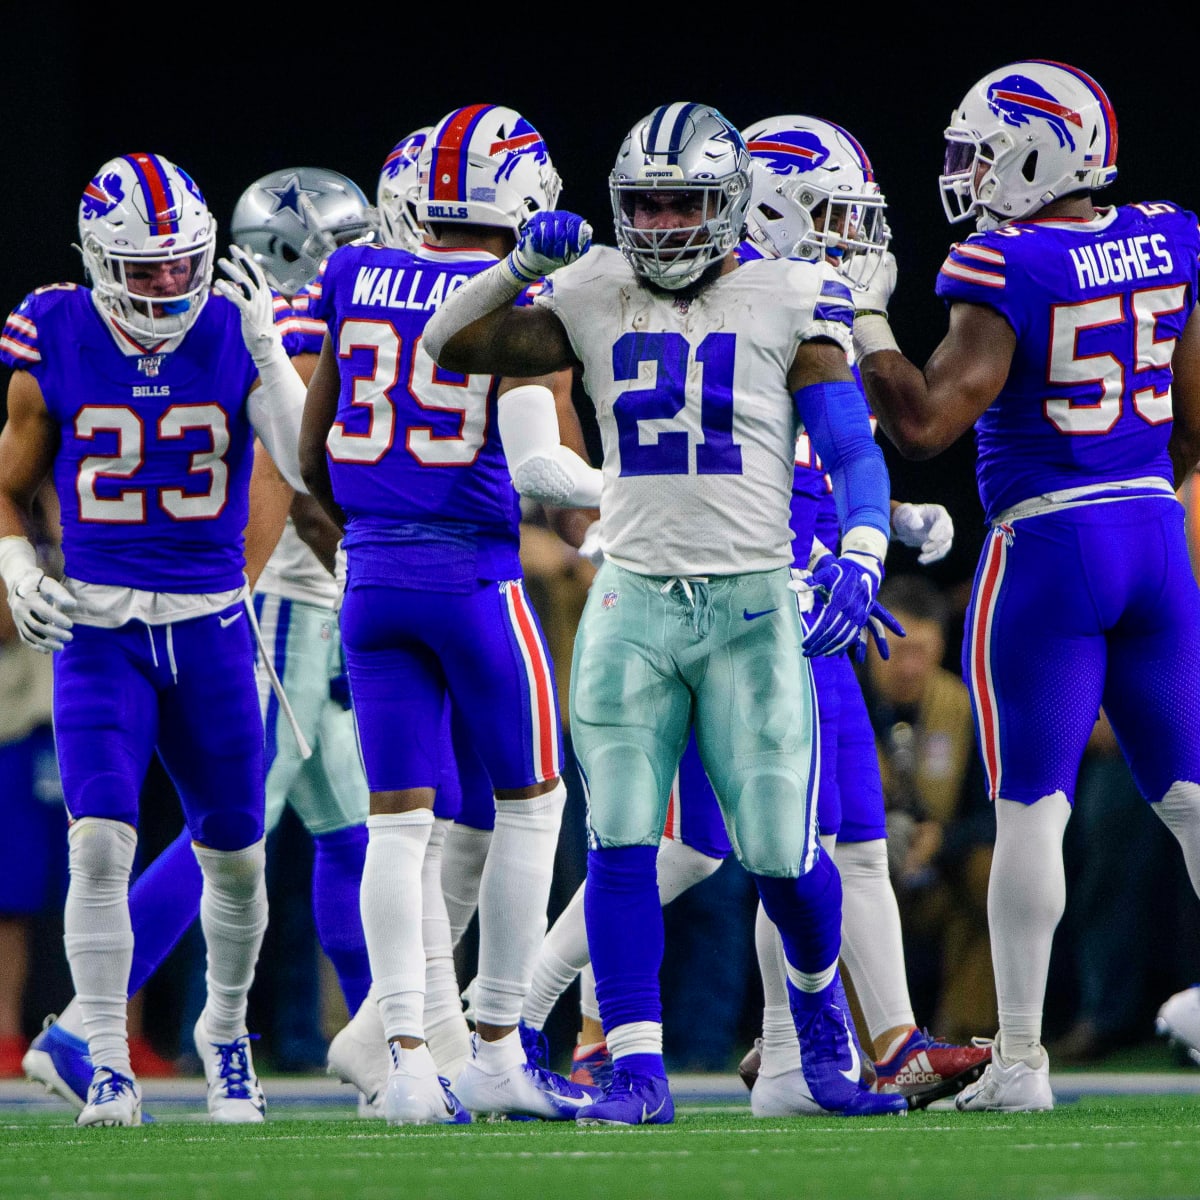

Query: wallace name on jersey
<box><xmin>348</xmin><ymin>262</ymin><xmax>466</xmax><ymax>312</ymax></box>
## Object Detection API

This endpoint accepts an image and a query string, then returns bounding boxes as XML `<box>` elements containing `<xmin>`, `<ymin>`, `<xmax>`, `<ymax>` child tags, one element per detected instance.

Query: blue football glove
<box><xmin>853</xmin><ymin>600</ymin><xmax>906</xmax><ymax>664</ymax></box>
<box><xmin>799</xmin><ymin>550</ymin><xmax>884</xmax><ymax>658</ymax></box>
<box><xmin>508</xmin><ymin>211</ymin><xmax>593</xmax><ymax>283</ymax></box>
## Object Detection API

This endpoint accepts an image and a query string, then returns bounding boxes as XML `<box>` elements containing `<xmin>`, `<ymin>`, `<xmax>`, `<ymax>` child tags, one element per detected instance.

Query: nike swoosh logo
<box><xmin>840</xmin><ymin>1036</ymin><xmax>861</xmax><ymax>1085</ymax></box>
<box><xmin>219</xmin><ymin>611</ymin><xmax>244</xmax><ymax>628</ymax></box>
<box><xmin>641</xmin><ymin>1098</ymin><xmax>666</xmax><ymax>1122</ymax></box>
<box><xmin>743</xmin><ymin>608</ymin><xmax>778</xmax><ymax>621</ymax></box>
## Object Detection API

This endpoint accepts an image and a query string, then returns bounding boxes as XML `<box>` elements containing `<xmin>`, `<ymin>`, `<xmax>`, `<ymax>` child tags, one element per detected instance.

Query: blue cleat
<box><xmin>22</xmin><ymin>1015</ymin><xmax>92</xmax><ymax>1112</ymax></box>
<box><xmin>798</xmin><ymin>999</ymin><xmax>908</xmax><ymax>1117</ymax></box>
<box><xmin>575</xmin><ymin>1066</ymin><xmax>674</xmax><ymax>1126</ymax></box>
<box><xmin>518</xmin><ymin>1021</ymin><xmax>550</xmax><ymax>1071</ymax></box>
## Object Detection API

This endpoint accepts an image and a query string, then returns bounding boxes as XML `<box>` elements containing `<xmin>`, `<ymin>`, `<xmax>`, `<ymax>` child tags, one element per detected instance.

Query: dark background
<box><xmin>8</xmin><ymin>16</ymin><xmax>1197</xmax><ymax>598</ymax></box>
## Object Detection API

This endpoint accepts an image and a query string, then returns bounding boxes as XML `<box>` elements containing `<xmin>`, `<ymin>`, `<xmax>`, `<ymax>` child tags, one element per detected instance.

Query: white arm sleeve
<box><xmin>498</xmin><ymin>385</ymin><xmax>602</xmax><ymax>508</ymax></box>
<box><xmin>423</xmin><ymin>257</ymin><xmax>526</xmax><ymax>364</ymax></box>
<box><xmin>246</xmin><ymin>342</ymin><xmax>307</xmax><ymax>493</ymax></box>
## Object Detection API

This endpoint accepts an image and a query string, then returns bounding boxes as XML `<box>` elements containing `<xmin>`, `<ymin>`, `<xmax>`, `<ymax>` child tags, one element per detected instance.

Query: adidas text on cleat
<box><xmin>955</xmin><ymin>1044</ymin><xmax>1053</xmax><ymax>1112</ymax></box>
<box><xmin>22</xmin><ymin>1015</ymin><xmax>92</xmax><ymax>1111</ymax></box>
<box><xmin>874</xmin><ymin>1028</ymin><xmax>992</xmax><ymax>1109</ymax></box>
<box><xmin>1156</xmin><ymin>985</ymin><xmax>1200</xmax><ymax>1067</ymax></box>
<box><xmin>194</xmin><ymin>1013</ymin><xmax>267</xmax><ymax>1123</ymax></box>
<box><xmin>455</xmin><ymin>1032</ymin><xmax>602</xmax><ymax>1120</ymax></box>
<box><xmin>570</xmin><ymin>1040</ymin><xmax>614</xmax><ymax>1092</ymax></box>
<box><xmin>384</xmin><ymin>1043</ymin><xmax>471</xmax><ymax>1126</ymax></box>
<box><xmin>77</xmin><ymin>1067</ymin><xmax>142</xmax><ymax>1127</ymax></box>
<box><xmin>575</xmin><ymin>1067</ymin><xmax>674</xmax><ymax>1126</ymax></box>
<box><xmin>797</xmin><ymin>1001</ymin><xmax>907</xmax><ymax>1117</ymax></box>
<box><xmin>327</xmin><ymin>997</ymin><xmax>388</xmax><ymax>1116</ymax></box>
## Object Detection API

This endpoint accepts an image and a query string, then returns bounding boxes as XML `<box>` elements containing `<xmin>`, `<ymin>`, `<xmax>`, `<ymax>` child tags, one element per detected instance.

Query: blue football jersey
<box><xmin>0</xmin><ymin>285</ymin><xmax>262</xmax><ymax>591</ymax></box>
<box><xmin>936</xmin><ymin>202</ymin><xmax>1200</xmax><ymax>521</ymax></box>
<box><xmin>308</xmin><ymin>241</ymin><xmax>525</xmax><ymax>581</ymax></box>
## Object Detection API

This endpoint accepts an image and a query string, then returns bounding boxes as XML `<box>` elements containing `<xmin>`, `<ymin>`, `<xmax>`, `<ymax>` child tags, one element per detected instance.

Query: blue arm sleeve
<box><xmin>793</xmin><ymin>380</ymin><xmax>891</xmax><ymax>541</ymax></box>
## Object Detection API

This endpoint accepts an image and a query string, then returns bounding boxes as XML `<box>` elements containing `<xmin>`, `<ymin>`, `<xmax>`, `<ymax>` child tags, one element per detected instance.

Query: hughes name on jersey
<box><xmin>937</xmin><ymin>202</ymin><xmax>1200</xmax><ymax>522</ymax></box>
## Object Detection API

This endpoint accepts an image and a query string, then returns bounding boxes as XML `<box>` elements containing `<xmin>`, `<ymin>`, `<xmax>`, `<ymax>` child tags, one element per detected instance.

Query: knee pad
<box><xmin>583</xmin><ymin>743</ymin><xmax>666</xmax><ymax>847</ymax></box>
<box><xmin>726</xmin><ymin>768</ymin><xmax>812</xmax><ymax>876</ymax></box>
<box><xmin>193</xmin><ymin>838</ymin><xmax>267</xmax><ymax>901</ymax></box>
<box><xmin>67</xmin><ymin>816</ymin><xmax>137</xmax><ymax>883</ymax></box>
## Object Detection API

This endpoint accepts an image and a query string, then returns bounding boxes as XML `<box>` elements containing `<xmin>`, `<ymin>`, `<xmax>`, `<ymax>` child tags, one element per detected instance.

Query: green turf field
<box><xmin>4</xmin><ymin>1096</ymin><xmax>1200</xmax><ymax>1200</ymax></box>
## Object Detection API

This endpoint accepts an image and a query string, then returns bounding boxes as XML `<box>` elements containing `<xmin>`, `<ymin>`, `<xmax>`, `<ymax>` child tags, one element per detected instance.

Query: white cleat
<box><xmin>1156</xmin><ymin>985</ymin><xmax>1200</xmax><ymax>1066</ymax></box>
<box><xmin>194</xmin><ymin>1012</ymin><xmax>266</xmax><ymax>1123</ymax></box>
<box><xmin>453</xmin><ymin>1032</ymin><xmax>602</xmax><ymax>1120</ymax></box>
<box><xmin>327</xmin><ymin>995</ymin><xmax>389</xmax><ymax>1116</ymax></box>
<box><xmin>749</xmin><ymin>1065</ymin><xmax>823</xmax><ymax>1117</ymax></box>
<box><xmin>955</xmin><ymin>1044</ymin><xmax>1053</xmax><ymax>1112</ymax></box>
<box><xmin>77</xmin><ymin>1067</ymin><xmax>142</xmax><ymax>1127</ymax></box>
<box><xmin>384</xmin><ymin>1043</ymin><xmax>471</xmax><ymax>1126</ymax></box>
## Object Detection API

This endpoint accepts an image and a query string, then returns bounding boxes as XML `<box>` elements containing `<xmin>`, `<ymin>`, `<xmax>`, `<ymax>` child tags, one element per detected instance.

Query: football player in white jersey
<box><xmin>424</xmin><ymin>101</ymin><xmax>908</xmax><ymax>1123</ymax></box>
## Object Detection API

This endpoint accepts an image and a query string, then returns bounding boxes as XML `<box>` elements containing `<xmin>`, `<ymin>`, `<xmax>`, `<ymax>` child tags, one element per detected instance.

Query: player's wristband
<box><xmin>852</xmin><ymin>313</ymin><xmax>899</xmax><ymax>359</ymax></box>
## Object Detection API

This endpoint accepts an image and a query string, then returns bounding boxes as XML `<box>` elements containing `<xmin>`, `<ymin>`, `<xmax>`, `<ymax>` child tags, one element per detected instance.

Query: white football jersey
<box><xmin>255</xmin><ymin>519</ymin><xmax>339</xmax><ymax>608</ymax></box>
<box><xmin>538</xmin><ymin>246</ymin><xmax>852</xmax><ymax>576</ymax></box>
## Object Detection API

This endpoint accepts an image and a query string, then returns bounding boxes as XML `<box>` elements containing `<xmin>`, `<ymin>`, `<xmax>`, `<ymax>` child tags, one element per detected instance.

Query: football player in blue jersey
<box><xmin>0</xmin><ymin>152</ymin><xmax>314</xmax><ymax>1126</ymax></box>
<box><xmin>852</xmin><ymin>59</ymin><xmax>1200</xmax><ymax>1111</ymax></box>
<box><xmin>424</xmin><ymin>100</ymin><xmax>909</xmax><ymax>1123</ymax></box>
<box><xmin>299</xmin><ymin>104</ymin><xmax>604</xmax><ymax>1127</ymax></box>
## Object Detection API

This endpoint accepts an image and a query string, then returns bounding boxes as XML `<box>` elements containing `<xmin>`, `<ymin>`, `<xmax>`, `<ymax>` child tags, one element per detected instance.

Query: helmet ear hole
<box><xmin>1021</xmin><ymin>150</ymin><xmax>1039</xmax><ymax>184</ymax></box>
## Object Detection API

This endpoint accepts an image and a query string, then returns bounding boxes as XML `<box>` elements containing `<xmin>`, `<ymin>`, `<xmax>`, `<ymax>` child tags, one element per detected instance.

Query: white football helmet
<box><xmin>610</xmin><ymin>102</ymin><xmax>752</xmax><ymax>290</ymax></box>
<box><xmin>940</xmin><ymin>59</ymin><xmax>1118</xmax><ymax>231</ymax></box>
<box><xmin>740</xmin><ymin>115</ymin><xmax>890</xmax><ymax>289</ymax></box>
<box><xmin>79</xmin><ymin>152</ymin><xmax>215</xmax><ymax>341</ymax></box>
<box><xmin>415</xmin><ymin>104</ymin><xmax>561</xmax><ymax>233</ymax></box>
<box><xmin>377</xmin><ymin>128</ymin><xmax>431</xmax><ymax>251</ymax></box>
<box><xmin>230</xmin><ymin>167</ymin><xmax>377</xmax><ymax>296</ymax></box>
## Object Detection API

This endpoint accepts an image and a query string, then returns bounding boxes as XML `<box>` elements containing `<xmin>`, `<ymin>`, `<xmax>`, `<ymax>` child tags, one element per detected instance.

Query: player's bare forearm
<box><xmin>856</xmin><ymin>349</ymin><xmax>944</xmax><ymax>459</ymax></box>
<box><xmin>290</xmin><ymin>492</ymin><xmax>342</xmax><ymax>575</ymax></box>
<box><xmin>440</xmin><ymin>306</ymin><xmax>573</xmax><ymax>379</ymax></box>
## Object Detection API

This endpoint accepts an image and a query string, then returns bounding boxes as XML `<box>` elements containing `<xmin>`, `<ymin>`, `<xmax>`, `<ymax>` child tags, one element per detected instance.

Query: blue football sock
<box><xmin>754</xmin><ymin>846</ymin><xmax>842</xmax><ymax>1016</ymax></box>
<box><xmin>128</xmin><ymin>828</ymin><xmax>203</xmax><ymax>996</ymax></box>
<box><xmin>584</xmin><ymin>845</ymin><xmax>663</xmax><ymax>1033</ymax></box>
<box><xmin>313</xmin><ymin>825</ymin><xmax>371</xmax><ymax>1014</ymax></box>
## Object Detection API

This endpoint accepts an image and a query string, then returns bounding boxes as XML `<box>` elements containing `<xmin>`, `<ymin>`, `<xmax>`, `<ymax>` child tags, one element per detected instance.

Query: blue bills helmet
<box><xmin>378</xmin><ymin>128</ymin><xmax>431</xmax><ymax>251</ymax></box>
<box><xmin>230</xmin><ymin>167</ymin><xmax>377</xmax><ymax>296</ymax></box>
<box><xmin>610</xmin><ymin>102</ymin><xmax>752</xmax><ymax>290</ymax></box>
<box><xmin>940</xmin><ymin>59</ymin><xmax>1118</xmax><ymax>231</ymax></box>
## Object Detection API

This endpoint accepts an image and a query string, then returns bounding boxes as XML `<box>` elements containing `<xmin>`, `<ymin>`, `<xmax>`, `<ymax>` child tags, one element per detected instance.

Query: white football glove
<box><xmin>578</xmin><ymin>520</ymin><xmax>605</xmax><ymax>568</ymax></box>
<box><xmin>892</xmin><ymin>502</ymin><xmax>954</xmax><ymax>565</ymax></box>
<box><xmin>852</xmin><ymin>248</ymin><xmax>898</xmax><ymax>316</ymax></box>
<box><xmin>215</xmin><ymin>244</ymin><xmax>282</xmax><ymax>365</ymax></box>
<box><xmin>508</xmin><ymin>212</ymin><xmax>593</xmax><ymax>283</ymax></box>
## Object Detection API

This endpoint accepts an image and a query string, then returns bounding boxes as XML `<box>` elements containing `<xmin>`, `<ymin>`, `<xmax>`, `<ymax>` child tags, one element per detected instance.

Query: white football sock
<box><xmin>422</xmin><ymin>818</ymin><xmax>469</xmax><ymax>1078</ymax></box>
<box><xmin>836</xmin><ymin>838</ymin><xmax>916</xmax><ymax>1044</ymax></box>
<box><xmin>63</xmin><ymin>818</ymin><xmax>137</xmax><ymax>1075</ymax></box>
<box><xmin>990</xmin><ymin>793</ymin><xmax>1070</xmax><ymax>1064</ymax></box>
<box><xmin>521</xmin><ymin>880</ymin><xmax>586</xmax><ymax>1030</ymax></box>
<box><xmin>754</xmin><ymin>900</ymin><xmax>800</xmax><ymax>1075</ymax></box>
<box><xmin>579</xmin><ymin>963</ymin><xmax>600</xmax><ymax>1024</ymax></box>
<box><xmin>1154</xmin><ymin>781</ymin><xmax>1200</xmax><ymax>895</ymax></box>
<box><xmin>361</xmin><ymin>810</ymin><xmax>432</xmax><ymax>1041</ymax></box>
<box><xmin>473</xmin><ymin>783</ymin><xmax>565</xmax><ymax>1027</ymax></box>
<box><xmin>441</xmin><ymin>823</ymin><xmax>492</xmax><ymax>948</ymax></box>
<box><xmin>54</xmin><ymin>997</ymin><xmax>84</xmax><ymax>1039</ymax></box>
<box><xmin>655</xmin><ymin>836</ymin><xmax>723</xmax><ymax>904</ymax></box>
<box><xmin>193</xmin><ymin>838</ymin><xmax>268</xmax><ymax>1042</ymax></box>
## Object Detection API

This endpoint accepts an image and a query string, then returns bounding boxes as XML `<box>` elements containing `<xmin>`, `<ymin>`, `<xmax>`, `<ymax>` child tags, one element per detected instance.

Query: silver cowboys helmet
<box><xmin>378</xmin><ymin>128</ymin><xmax>432</xmax><ymax>251</ymax></box>
<box><xmin>940</xmin><ymin>59</ymin><xmax>1118</xmax><ymax>231</ymax></box>
<box><xmin>78</xmin><ymin>151</ymin><xmax>215</xmax><ymax>341</ymax></box>
<box><xmin>230</xmin><ymin>166</ymin><xmax>378</xmax><ymax>296</ymax></box>
<box><xmin>416</xmin><ymin>104</ymin><xmax>561</xmax><ymax>233</ymax></box>
<box><xmin>741</xmin><ymin>114</ymin><xmax>891</xmax><ymax>290</ymax></box>
<box><xmin>610</xmin><ymin>102</ymin><xmax>752</xmax><ymax>290</ymax></box>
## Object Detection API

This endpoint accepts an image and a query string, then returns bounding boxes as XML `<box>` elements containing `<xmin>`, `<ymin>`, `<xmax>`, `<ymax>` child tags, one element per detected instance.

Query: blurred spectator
<box><xmin>860</xmin><ymin>572</ymin><xmax>996</xmax><ymax>1044</ymax></box>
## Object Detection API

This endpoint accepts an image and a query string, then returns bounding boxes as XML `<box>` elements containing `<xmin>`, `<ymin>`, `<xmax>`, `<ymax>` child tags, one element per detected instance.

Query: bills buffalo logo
<box><xmin>81</xmin><ymin>172</ymin><xmax>126</xmax><ymax>221</ymax></box>
<box><xmin>987</xmin><ymin>74</ymin><xmax>1082</xmax><ymax>150</ymax></box>
<box><xmin>490</xmin><ymin>117</ymin><xmax>550</xmax><ymax>184</ymax></box>
<box><xmin>746</xmin><ymin>131</ymin><xmax>831</xmax><ymax>176</ymax></box>
<box><xmin>381</xmin><ymin>132</ymin><xmax>427</xmax><ymax>182</ymax></box>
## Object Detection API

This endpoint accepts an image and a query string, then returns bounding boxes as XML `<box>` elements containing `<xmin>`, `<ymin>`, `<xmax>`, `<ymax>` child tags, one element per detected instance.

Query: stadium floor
<box><xmin>5</xmin><ymin>1069</ymin><xmax>1200</xmax><ymax>1116</ymax></box>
